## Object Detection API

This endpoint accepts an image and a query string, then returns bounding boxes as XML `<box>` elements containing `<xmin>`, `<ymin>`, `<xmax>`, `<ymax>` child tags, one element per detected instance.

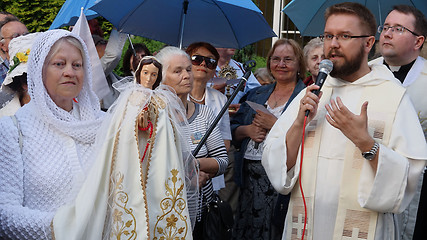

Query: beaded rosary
<box><xmin>138</xmin><ymin>107</ymin><xmax>153</xmax><ymax>162</ymax></box>
<box><xmin>138</xmin><ymin>118</ymin><xmax>153</xmax><ymax>163</ymax></box>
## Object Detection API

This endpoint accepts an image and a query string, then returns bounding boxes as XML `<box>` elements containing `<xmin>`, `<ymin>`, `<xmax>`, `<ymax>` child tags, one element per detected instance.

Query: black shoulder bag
<box><xmin>203</xmin><ymin>193</ymin><xmax>234</xmax><ymax>240</ymax></box>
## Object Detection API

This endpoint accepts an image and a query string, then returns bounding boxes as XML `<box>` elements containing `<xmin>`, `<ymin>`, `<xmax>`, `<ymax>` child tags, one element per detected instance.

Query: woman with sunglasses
<box><xmin>231</xmin><ymin>38</ymin><xmax>307</xmax><ymax>239</ymax></box>
<box><xmin>185</xmin><ymin>42</ymin><xmax>231</xmax><ymax>152</ymax></box>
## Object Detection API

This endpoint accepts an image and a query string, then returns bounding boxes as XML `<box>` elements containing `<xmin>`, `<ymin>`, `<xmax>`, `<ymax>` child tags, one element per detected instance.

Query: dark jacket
<box><xmin>230</xmin><ymin>80</ymin><xmax>306</xmax><ymax>186</ymax></box>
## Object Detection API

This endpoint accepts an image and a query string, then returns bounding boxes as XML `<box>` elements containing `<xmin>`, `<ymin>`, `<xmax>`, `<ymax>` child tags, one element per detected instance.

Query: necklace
<box><xmin>272</xmin><ymin>93</ymin><xmax>280</xmax><ymax>108</ymax></box>
<box><xmin>271</xmin><ymin>89</ymin><xmax>292</xmax><ymax>108</ymax></box>
<box><xmin>189</xmin><ymin>91</ymin><xmax>206</xmax><ymax>102</ymax></box>
<box><xmin>269</xmin><ymin>91</ymin><xmax>280</xmax><ymax>108</ymax></box>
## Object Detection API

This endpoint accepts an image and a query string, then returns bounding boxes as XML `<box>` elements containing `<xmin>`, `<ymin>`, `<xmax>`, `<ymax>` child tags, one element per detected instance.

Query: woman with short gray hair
<box><xmin>302</xmin><ymin>37</ymin><xmax>325</xmax><ymax>85</ymax></box>
<box><xmin>159</xmin><ymin>46</ymin><xmax>228</xmax><ymax>239</ymax></box>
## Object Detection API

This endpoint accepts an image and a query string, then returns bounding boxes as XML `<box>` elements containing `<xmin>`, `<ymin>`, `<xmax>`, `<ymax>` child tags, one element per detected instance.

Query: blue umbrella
<box><xmin>90</xmin><ymin>0</ymin><xmax>276</xmax><ymax>49</ymax></box>
<box><xmin>283</xmin><ymin>0</ymin><xmax>427</xmax><ymax>37</ymax></box>
<box><xmin>49</xmin><ymin>0</ymin><xmax>98</xmax><ymax>29</ymax></box>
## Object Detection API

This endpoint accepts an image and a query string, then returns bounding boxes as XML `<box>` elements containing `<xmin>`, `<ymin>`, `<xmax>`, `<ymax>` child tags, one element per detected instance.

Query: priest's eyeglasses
<box><xmin>378</xmin><ymin>25</ymin><xmax>420</xmax><ymax>36</ymax></box>
<box><xmin>320</xmin><ymin>34</ymin><xmax>370</xmax><ymax>42</ymax></box>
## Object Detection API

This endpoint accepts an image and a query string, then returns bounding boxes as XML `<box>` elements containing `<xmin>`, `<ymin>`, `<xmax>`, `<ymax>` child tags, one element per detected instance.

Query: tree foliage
<box><xmin>2</xmin><ymin>0</ymin><xmax>65</xmax><ymax>33</ymax></box>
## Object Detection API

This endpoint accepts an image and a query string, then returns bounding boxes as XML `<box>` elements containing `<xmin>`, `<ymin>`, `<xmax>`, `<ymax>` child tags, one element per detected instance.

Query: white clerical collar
<box><xmin>389</xmin><ymin>65</ymin><xmax>400</xmax><ymax>72</ymax></box>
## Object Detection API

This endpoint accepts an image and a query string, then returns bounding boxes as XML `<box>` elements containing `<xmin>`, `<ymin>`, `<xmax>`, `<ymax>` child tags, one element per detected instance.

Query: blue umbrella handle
<box><xmin>127</xmin><ymin>34</ymin><xmax>137</xmax><ymax>57</ymax></box>
<box><xmin>179</xmin><ymin>0</ymin><xmax>189</xmax><ymax>49</ymax></box>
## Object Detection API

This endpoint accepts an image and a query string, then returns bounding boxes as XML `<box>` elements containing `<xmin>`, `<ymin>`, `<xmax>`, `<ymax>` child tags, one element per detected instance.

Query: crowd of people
<box><xmin>0</xmin><ymin>2</ymin><xmax>427</xmax><ymax>240</ymax></box>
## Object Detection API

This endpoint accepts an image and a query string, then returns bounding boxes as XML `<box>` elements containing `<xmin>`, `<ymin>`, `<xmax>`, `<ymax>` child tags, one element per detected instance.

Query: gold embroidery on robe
<box><xmin>110</xmin><ymin>172</ymin><xmax>137</xmax><ymax>240</ymax></box>
<box><xmin>108</xmin><ymin>98</ymin><xmax>138</xmax><ymax>240</ymax></box>
<box><xmin>140</xmin><ymin>99</ymin><xmax>159</xmax><ymax>237</ymax></box>
<box><xmin>153</xmin><ymin>169</ymin><xmax>188</xmax><ymax>240</ymax></box>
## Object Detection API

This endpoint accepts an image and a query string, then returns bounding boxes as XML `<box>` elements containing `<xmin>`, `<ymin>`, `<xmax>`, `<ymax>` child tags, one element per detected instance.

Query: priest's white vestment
<box><xmin>262</xmin><ymin>64</ymin><xmax>427</xmax><ymax>240</ymax></box>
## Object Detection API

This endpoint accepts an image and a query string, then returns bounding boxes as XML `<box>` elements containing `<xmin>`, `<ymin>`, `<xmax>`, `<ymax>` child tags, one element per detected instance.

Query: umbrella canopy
<box><xmin>49</xmin><ymin>0</ymin><xmax>98</xmax><ymax>29</ymax></box>
<box><xmin>90</xmin><ymin>0</ymin><xmax>276</xmax><ymax>49</ymax></box>
<box><xmin>283</xmin><ymin>0</ymin><xmax>427</xmax><ymax>37</ymax></box>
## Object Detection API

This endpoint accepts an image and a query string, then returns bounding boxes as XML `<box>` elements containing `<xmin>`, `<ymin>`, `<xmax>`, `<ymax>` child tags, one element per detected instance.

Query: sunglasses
<box><xmin>191</xmin><ymin>55</ymin><xmax>217</xmax><ymax>70</ymax></box>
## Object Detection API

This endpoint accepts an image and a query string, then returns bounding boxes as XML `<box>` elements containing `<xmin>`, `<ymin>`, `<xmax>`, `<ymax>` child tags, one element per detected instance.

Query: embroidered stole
<box><xmin>286</xmin><ymin>81</ymin><xmax>405</xmax><ymax>240</ymax></box>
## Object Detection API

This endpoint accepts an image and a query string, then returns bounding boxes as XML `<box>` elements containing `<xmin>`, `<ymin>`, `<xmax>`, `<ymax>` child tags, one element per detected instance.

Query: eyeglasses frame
<box><xmin>378</xmin><ymin>25</ymin><xmax>420</xmax><ymax>36</ymax></box>
<box><xmin>319</xmin><ymin>34</ymin><xmax>371</xmax><ymax>42</ymax></box>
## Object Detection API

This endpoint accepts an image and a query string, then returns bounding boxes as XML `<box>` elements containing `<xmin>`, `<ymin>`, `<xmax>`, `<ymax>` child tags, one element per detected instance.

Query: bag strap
<box><xmin>10</xmin><ymin>115</ymin><xmax>23</xmax><ymax>153</ymax></box>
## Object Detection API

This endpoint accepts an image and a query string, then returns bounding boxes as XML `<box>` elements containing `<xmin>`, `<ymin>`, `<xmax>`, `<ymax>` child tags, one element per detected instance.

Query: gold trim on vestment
<box><xmin>108</xmin><ymin>97</ymin><xmax>139</xmax><ymax>240</ymax></box>
<box><xmin>138</xmin><ymin>96</ymin><xmax>161</xmax><ymax>238</ymax></box>
<box><xmin>110</xmin><ymin>172</ymin><xmax>137</xmax><ymax>240</ymax></box>
<box><xmin>153</xmin><ymin>169</ymin><xmax>189</xmax><ymax>239</ymax></box>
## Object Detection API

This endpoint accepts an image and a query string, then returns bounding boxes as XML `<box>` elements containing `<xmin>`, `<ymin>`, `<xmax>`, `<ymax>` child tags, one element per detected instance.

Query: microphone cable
<box><xmin>298</xmin><ymin>59</ymin><xmax>332</xmax><ymax>239</ymax></box>
<box><xmin>299</xmin><ymin>115</ymin><xmax>309</xmax><ymax>240</ymax></box>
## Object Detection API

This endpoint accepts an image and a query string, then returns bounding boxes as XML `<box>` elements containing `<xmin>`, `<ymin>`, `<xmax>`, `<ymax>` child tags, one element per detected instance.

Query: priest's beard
<box><xmin>328</xmin><ymin>44</ymin><xmax>364</xmax><ymax>79</ymax></box>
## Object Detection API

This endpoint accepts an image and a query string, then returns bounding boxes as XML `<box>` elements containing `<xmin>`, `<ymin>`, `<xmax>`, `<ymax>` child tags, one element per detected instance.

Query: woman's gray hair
<box><xmin>44</xmin><ymin>36</ymin><xmax>85</xmax><ymax>72</ymax></box>
<box><xmin>155</xmin><ymin>46</ymin><xmax>191</xmax><ymax>82</ymax></box>
<box><xmin>303</xmin><ymin>37</ymin><xmax>323</xmax><ymax>60</ymax></box>
<box><xmin>254</xmin><ymin>67</ymin><xmax>274</xmax><ymax>85</ymax></box>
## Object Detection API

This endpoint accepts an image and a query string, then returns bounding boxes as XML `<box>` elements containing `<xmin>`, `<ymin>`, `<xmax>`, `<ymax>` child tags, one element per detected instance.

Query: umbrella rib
<box><xmin>83</xmin><ymin>0</ymin><xmax>90</xmax><ymax>10</ymax></box>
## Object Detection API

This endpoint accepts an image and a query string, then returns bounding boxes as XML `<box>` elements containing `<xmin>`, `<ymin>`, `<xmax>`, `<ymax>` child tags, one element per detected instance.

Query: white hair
<box><xmin>155</xmin><ymin>46</ymin><xmax>190</xmax><ymax>82</ymax></box>
<box><xmin>303</xmin><ymin>37</ymin><xmax>323</xmax><ymax>60</ymax></box>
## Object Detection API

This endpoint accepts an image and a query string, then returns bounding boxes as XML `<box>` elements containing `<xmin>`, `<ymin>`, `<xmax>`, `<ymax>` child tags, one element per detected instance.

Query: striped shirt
<box><xmin>187</xmin><ymin>103</ymin><xmax>228</xmax><ymax>218</ymax></box>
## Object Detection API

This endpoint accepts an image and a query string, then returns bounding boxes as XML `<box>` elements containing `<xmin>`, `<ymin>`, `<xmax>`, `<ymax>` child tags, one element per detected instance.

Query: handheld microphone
<box><xmin>305</xmin><ymin>59</ymin><xmax>333</xmax><ymax>117</ymax></box>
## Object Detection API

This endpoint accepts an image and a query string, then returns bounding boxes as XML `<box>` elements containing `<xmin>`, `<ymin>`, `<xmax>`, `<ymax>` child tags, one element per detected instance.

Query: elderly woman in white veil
<box><xmin>0</xmin><ymin>29</ymin><xmax>104</xmax><ymax>239</ymax></box>
<box><xmin>51</xmin><ymin>54</ymin><xmax>199</xmax><ymax>239</ymax></box>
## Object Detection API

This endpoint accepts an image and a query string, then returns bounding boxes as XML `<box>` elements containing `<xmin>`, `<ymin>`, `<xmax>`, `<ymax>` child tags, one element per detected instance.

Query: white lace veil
<box><xmin>27</xmin><ymin>29</ymin><xmax>103</xmax><ymax>143</ymax></box>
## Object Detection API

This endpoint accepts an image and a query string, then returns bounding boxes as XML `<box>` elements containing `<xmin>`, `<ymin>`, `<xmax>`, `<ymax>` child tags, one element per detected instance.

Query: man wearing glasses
<box><xmin>0</xmin><ymin>17</ymin><xmax>28</xmax><ymax>84</ymax></box>
<box><xmin>0</xmin><ymin>12</ymin><xmax>19</xmax><ymax>84</ymax></box>
<box><xmin>262</xmin><ymin>2</ymin><xmax>427</xmax><ymax>239</ymax></box>
<box><xmin>371</xmin><ymin>5</ymin><xmax>427</xmax><ymax>240</ymax></box>
<box><xmin>0</xmin><ymin>19</ymin><xmax>28</xmax><ymax>60</ymax></box>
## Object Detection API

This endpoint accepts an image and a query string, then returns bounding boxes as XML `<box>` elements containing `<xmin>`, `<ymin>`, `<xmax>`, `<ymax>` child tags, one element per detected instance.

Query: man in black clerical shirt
<box><xmin>371</xmin><ymin>5</ymin><xmax>427</xmax><ymax>240</ymax></box>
